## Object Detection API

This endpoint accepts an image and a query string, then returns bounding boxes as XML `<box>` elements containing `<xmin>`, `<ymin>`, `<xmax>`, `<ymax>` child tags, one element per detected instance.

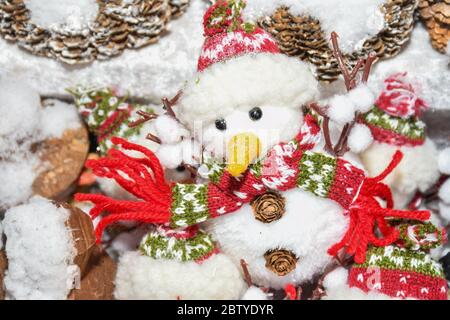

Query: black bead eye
<box><xmin>215</xmin><ymin>118</ymin><xmax>227</xmax><ymax>131</ymax></box>
<box><xmin>249</xmin><ymin>107</ymin><xmax>262</xmax><ymax>121</ymax></box>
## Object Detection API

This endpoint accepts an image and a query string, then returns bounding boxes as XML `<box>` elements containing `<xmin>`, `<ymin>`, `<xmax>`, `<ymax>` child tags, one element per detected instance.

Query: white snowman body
<box><xmin>205</xmin><ymin>188</ymin><xmax>348</xmax><ymax>289</ymax></box>
<box><xmin>361</xmin><ymin>137</ymin><xmax>440</xmax><ymax>208</ymax></box>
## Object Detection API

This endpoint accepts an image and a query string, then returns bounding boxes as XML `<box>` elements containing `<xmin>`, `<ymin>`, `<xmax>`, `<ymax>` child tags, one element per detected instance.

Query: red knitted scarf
<box><xmin>75</xmin><ymin>115</ymin><xmax>429</xmax><ymax>263</ymax></box>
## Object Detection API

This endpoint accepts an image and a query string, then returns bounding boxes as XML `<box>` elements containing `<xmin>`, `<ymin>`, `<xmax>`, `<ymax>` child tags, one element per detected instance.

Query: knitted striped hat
<box><xmin>360</xmin><ymin>73</ymin><xmax>428</xmax><ymax>147</ymax></box>
<box><xmin>198</xmin><ymin>0</ymin><xmax>279</xmax><ymax>72</ymax></box>
<box><xmin>349</xmin><ymin>245</ymin><xmax>448</xmax><ymax>300</ymax></box>
<box><xmin>176</xmin><ymin>0</ymin><xmax>318</xmax><ymax>128</ymax></box>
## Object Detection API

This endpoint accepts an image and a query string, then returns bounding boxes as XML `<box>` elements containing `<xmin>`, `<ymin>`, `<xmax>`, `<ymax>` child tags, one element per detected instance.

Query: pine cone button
<box><xmin>264</xmin><ymin>249</ymin><xmax>298</xmax><ymax>276</ymax></box>
<box><xmin>251</xmin><ymin>192</ymin><xmax>285</xmax><ymax>223</ymax></box>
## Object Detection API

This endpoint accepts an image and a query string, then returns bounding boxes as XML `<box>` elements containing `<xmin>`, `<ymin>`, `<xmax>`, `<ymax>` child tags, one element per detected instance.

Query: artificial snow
<box><xmin>0</xmin><ymin>0</ymin><xmax>207</xmax><ymax>103</ymax></box>
<box><xmin>25</xmin><ymin>0</ymin><xmax>98</xmax><ymax>31</ymax></box>
<box><xmin>0</xmin><ymin>77</ymin><xmax>41</xmax><ymax>141</ymax></box>
<box><xmin>2</xmin><ymin>196</ymin><xmax>77</xmax><ymax>300</ymax></box>
<box><xmin>0</xmin><ymin>78</ymin><xmax>82</xmax><ymax>209</ymax></box>
<box><xmin>347</xmin><ymin>123</ymin><xmax>373</xmax><ymax>154</ymax></box>
<box><xmin>438</xmin><ymin>147</ymin><xmax>450</xmax><ymax>175</ymax></box>
<box><xmin>0</xmin><ymin>160</ymin><xmax>39</xmax><ymax>210</ymax></box>
<box><xmin>243</xmin><ymin>0</ymin><xmax>385</xmax><ymax>53</ymax></box>
<box><xmin>40</xmin><ymin>100</ymin><xmax>81</xmax><ymax>138</ymax></box>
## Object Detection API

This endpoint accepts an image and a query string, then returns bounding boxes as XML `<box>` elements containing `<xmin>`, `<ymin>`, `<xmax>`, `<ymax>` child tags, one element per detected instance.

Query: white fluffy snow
<box><xmin>348</xmin><ymin>123</ymin><xmax>373</xmax><ymax>154</ymax></box>
<box><xmin>243</xmin><ymin>0</ymin><xmax>385</xmax><ymax>53</ymax></box>
<box><xmin>438</xmin><ymin>147</ymin><xmax>450</xmax><ymax>175</ymax></box>
<box><xmin>25</xmin><ymin>0</ymin><xmax>99</xmax><ymax>31</ymax></box>
<box><xmin>0</xmin><ymin>78</ymin><xmax>82</xmax><ymax>209</ymax></box>
<box><xmin>40</xmin><ymin>100</ymin><xmax>81</xmax><ymax>138</ymax></box>
<box><xmin>0</xmin><ymin>0</ymin><xmax>207</xmax><ymax>103</ymax></box>
<box><xmin>2</xmin><ymin>196</ymin><xmax>77</xmax><ymax>300</ymax></box>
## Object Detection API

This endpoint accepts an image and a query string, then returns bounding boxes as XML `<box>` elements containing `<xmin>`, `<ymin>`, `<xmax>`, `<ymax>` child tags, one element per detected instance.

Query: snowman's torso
<box><xmin>204</xmin><ymin>188</ymin><xmax>348</xmax><ymax>289</ymax></box>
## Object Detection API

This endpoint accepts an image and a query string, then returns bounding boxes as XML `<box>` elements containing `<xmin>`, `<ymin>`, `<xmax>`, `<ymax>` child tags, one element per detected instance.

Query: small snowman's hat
<box><xmin>360</xmin><ymin>73</ymin><xmax>429</xmax><ymax>147</ymax></box>
<box><xmin>176</xmin><ymin>0</ymin><xmax>319</xmax><ymax>128</ymax></box>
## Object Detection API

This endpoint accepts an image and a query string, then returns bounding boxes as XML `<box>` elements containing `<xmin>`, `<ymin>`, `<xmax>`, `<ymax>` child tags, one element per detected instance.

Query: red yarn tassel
<box><xmin>75</xmin><ymin>137</ymin><xmax>172</xmax><ymax>242</ymax></box>
<box><xmin>328</xmin><ymin>151</ymin><xmax>430</xmax><ymax>264</ymax></box>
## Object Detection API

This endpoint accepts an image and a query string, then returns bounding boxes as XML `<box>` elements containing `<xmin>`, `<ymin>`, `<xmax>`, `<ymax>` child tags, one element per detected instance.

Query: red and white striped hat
<box><xmin>176</xmin><ymin>0</ymin><xmax>319</xmax><ymax>128</ymax></box>
<box><xmin>197</xmin><ymin>0</ymin><xmax>280</xmax><ymax>72</ymax></box>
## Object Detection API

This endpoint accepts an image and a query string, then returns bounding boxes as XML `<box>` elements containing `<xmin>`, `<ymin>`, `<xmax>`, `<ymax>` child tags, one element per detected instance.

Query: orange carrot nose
<box><xmin>226</xmin><ymin>132</ymin><xmax>261</xmax><ymax>177</ymax></box>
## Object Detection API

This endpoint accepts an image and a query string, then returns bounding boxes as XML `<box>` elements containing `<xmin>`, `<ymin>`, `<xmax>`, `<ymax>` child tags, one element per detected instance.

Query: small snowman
<box><xmin>76</xmin><ymin>1</ymin><xmax>446</xmax><ymax>300</ymax></box>
<box><xmin>360</xmin><ymin>73</ymin><xmax>441</xmax><ymax>208</ymax></box>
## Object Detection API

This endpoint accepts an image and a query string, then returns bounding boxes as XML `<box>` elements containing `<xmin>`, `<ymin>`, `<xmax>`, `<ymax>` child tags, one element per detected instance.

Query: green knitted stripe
<box><xmin>249</xmin><ymin>160</ymin><xmax>263</xmax><ymax>178</ymax></box>
<box><xmin>363</xmin><ymin>106</ymin><xmax>425</xmax><ymax>140</ymax></box>
<box><xmin>139</xmin><ymin>230</ymin><xmax>215</xmax><ymax>262</ymax></box>
<box><xmin>297</xmin><ymin>151</ymin><xmax>337</xmax><ymax>198</ymax></box>
<box><xmin>205</xmin><ymin>162</ymin><xmax>226</xmax><ymax>184</ymax></box>
<box><xmin>71</xmin><ymin>87</ymin><xmax>128</xmax><ymax>133</ymax></box>
<box><xmin>355</xmin><ymin>246</ymin><xmax>445</xmax><ymax>278</ymax></box>
<box><xmin>170</xmin><ymin>184</ymin><xmax>210</xmax><ymax>228</ymax></box>
<box><xmin>397</xmin><ymin>222</ymin><xmax>445</xmax><ymax>251</ymax></box>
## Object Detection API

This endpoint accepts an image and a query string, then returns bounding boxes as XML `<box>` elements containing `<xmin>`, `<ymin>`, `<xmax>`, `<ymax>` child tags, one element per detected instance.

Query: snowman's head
<box><xmin>176</xmin><ymin>1</ymin><xmax>318</xmax><ymax>176</ymax></box>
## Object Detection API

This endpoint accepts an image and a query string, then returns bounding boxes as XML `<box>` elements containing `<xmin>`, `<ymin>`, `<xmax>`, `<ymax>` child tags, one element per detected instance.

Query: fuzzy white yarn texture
<box><xmin>438</xmin><ymin>148</ymin><xmax>450</xmax><ymax>175</ymax></box>
<box><xmin>2</xmin><ymin>196</ymin><xmax>77</xmax><ymax>300</ymax></box>
<box><xmin>360</xmin><ymin>139</ymin><xmax>440</xmax><ymax>208</ymax></box>
<box><xmin>114</xmin><ymin>251</ymin><xmax>246</xmax><ymax>300</ymax></box>
<box><xmin>177</xmin><ymin>53</ymin><xmax>318</xmax><ymax>128</ymax></box>
<box><xmin>243</xmin><ymin>0</ymin><xmax>385</xmax><ymax>53</ymax></box>
<box><xmin>0</xmin><ymin>0</ymin><xmax>207</xmax><ymax>102</ymax></box>
<box><xmin>241</xmin><ymin>286</ymin><xmax>269</xmax><ymax>300</ymax></box>
<box><xmin>205</xmin><ymin>189</ymin><xmax>348</xmax><ymax>289</ymax></box>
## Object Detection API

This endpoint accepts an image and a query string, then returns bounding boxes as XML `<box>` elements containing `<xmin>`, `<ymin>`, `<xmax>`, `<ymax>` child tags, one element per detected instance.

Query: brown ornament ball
<box><xmin>264</xmin><ymin>249</ymin><xmax>298</xmax><ymax>276</ymax></box>
<box><xmin>251</xmin><ymin>192</ymin><xmax>286</xmax><ymax>223</ymax></box>
<box><xmin>33</xmin><ymin>125</ymin><xmax>89</xmax><ymax>201</ymax></box>
<box><xmin>63</xmin><ymin>204</ymin><xmax>96</xmax><ymax>278</ymax></box>
<box><xmin>68</xmin><ymin>245</ymin><xmax>117</xmax><ymax>300</ymax></box>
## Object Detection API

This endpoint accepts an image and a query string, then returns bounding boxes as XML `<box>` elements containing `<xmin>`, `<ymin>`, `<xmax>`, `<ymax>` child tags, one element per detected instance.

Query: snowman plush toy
<box><xmin>76</xmin><ymin>1</ymin><xmax>447</xmax><ymax>300</ymax></box>
<box><xmin>360</xmin><ymin>73</ymin><xmax>441</xmax><ymax>208</ymax></box>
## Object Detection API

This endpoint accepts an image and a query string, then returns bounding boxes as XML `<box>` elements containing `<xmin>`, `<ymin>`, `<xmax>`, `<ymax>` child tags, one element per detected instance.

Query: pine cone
<box><xmin>264</xmin><ymin>249</ymin><xmax>298</xmax><ymax>276</ymax></box>
<box><xmin>251</xmin><ymin>192</ymin><xmax>285</xmax><ymax>223</ymax></box>
<box><xmin>258</xmin><ymin>0</ymin><xmax>418</xmax><ymax>82</ymax></box>
<box><xmin>419</xmin><ymin>0</ymin><xmax>450</xmax><ymax>53</ymax></box>
<box><xmin>169</xmin><ymin>0</ymin><xmax>190</xmax><ymax>18</ymax></box>
<box><xmin>0</xmin><ymin>0</ymin><xmax>174</xmax><ymax>64</ymax></box>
